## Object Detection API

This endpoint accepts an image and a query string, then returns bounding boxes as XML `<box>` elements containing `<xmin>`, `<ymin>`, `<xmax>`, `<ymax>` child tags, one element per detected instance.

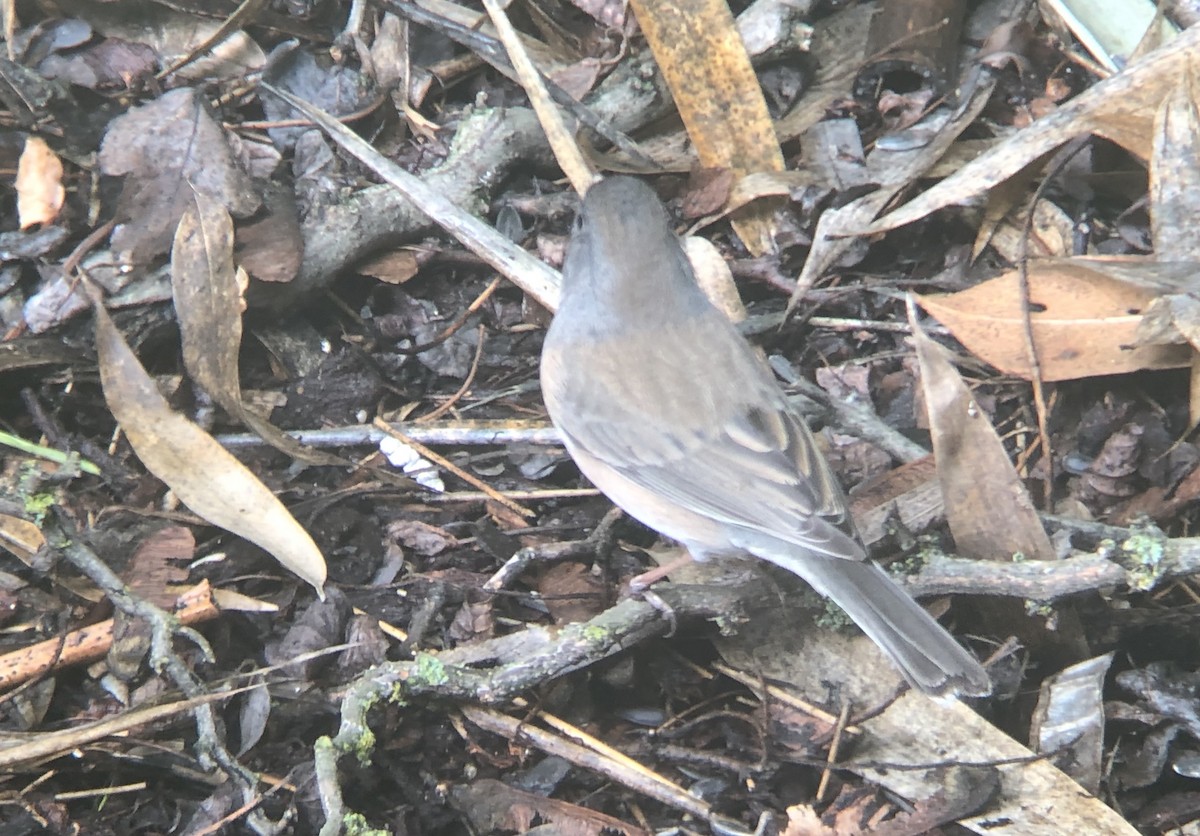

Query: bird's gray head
<box><xmin>559</xmin><ymin>177</ymin><xmax>704</xmax><ymax>319</ymax></box>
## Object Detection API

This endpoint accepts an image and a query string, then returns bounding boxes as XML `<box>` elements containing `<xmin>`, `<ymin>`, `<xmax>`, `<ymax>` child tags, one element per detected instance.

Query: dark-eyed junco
<box><xmin>540</xmin><ymin>176</ymin><xmax>990</xmax><ymax>697</ymax></box>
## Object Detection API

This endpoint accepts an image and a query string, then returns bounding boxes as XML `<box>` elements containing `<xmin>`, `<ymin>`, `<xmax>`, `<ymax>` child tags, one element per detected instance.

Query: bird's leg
<box><xmin>628</xmin><ymin>550</ymin><xmax>696</xmax><ymax>591</ymax></box>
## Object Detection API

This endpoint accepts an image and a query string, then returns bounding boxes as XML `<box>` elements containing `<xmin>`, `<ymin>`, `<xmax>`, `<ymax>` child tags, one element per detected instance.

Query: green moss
<box><xmin>1122</xmin><ymin>530</ymin><xmax>1166</xmax><ymax>591</ymax></box>
<box><xmin>815</xmin><ymin>601</ymin><xmax>855</xmax><ymax>631</ymax></box>
<box><xmin>388</xmin><ymin>680</ymin><xmax>409</xmax><ymax>705</ymax></box>
<box><xmin>351</xmin><ymin>727</ymin><xmax>377</xmax><ymax>765</ymax></box>
<box><xmin>342</xmin><ymin>812</ymin><xmax>388</xmax><ymax>836</ymax></box>
<box><xmin>581</xmin><ymin>624</ymin><xmax>608</xmax><ymax>642</ymax></box>
<box><xmin>413</xmin><ymin>653</ymin><xmax>449</xmax><ymax>686</ymax></box>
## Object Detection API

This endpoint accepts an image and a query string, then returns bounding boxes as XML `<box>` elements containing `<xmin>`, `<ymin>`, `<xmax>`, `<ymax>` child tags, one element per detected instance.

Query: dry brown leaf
<box><xmin>909</xmin><ymin>304</ymin><xmax>1056</xmax><ymax>562</ymax></box>
<box><xmin>784</xmin><ymin>804</ymin><xmax>834</xmax><ymax>836</ymax></box>
<box><xmin>387</xmin><ymin>519</ymin><xmax>458</xmax><ymax>555</ymax></box>
<box><xmin>357</xmin><ymin>249</ymin><xmax>421</xmax><ymax>284</ymax></box>
<box><xmin>985</xmin><ymin>198</ymin><xmax>1075</xmax><ymax>263</ymax></box>
<box><xmin>451</xmin><ymin>778</ymin><xmax>649</xmax><ymax>836</ymax></box>
<box><xmin>1147</xmin><ymin>71</ymin><xmax>1200</xmax><ymax>424</ymax></box>
<box><xmin>92</xmin><ymin>300</ymin><xmax>326</xmax><ymax>594</ymax></box>
<box><xmin>172</xmin><ymin>191</ymin><xmax>243</xmax><ymax>417</ymax></box>
<box><xmin>172</xmin><ymin>190</ymin><xmax>342</xmax><ymax>466</ymax></box>
<box><xmin>867</xmin><ymin>25</ymin><xmax>1200</xmax><ymax>234</ymax></box>
<box><xmin>628</xmin><ymin>0</ymin><xmax>785</xmax><ymax>254</ymax></box>
<box><xmin>234</xmin><ymin>190</ymin><xmax>303</xmax><ymax>284</ymax></box>
<box><xmin>916</xmin><ymin>261</ymin><xmax>1192</xmax><ymax>381</ymax></box>
<box><xmin>124</xmin><ymin>525</ymin><xmax>193</xmax><ymax>605</ymax></box>
<box><xmin>448</xmin><ymin>597</ymin><xmax>495</xmax><ymax>644</ymax></box>
<box><xmin>1150</xmin><ymin>70</ymin><xmax>1200</xmax><ymax>260</ymax></box>
<box><xmin>0</xmin><ymin>514</ymin><xmax>45</xmax><ymax>564</ymax></box>
<box><xmin>537</xmin><ymin>562</ymin><xmax>606</xmax><ymax>624</ymax></box>
<box><xmin>849</xmin><ymin>456</ymin><xmax>946</xmax><ymax>548</ymax></box>
<box><xmin>99</xmin><ymin>87</ymin><xmax>260</xmax><ymax>263</ymax></box>
<box><xmin>16</xmin><ymin>136</ymin><xmax>64</xmax><ymax>229</ymax></box>
<box><xmin>683</xmin><ymin>235</ymin><xmax>745</xmax><ymax>322</ymax></box>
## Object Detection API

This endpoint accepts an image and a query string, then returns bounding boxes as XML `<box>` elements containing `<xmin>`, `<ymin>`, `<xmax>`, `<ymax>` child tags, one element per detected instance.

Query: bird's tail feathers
<box><xmin>762</xmin><ymin>551</ymin><xmax>991</xmax><ymax>697</ymax></box>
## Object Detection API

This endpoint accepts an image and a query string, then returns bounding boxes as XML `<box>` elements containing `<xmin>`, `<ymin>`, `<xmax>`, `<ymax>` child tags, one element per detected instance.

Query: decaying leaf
<box><xmin>1145</xmin><ymin>71</ymin><xmax>1200</xmax><ymax>423</ymax></box>
<box><xmin>916</xmin><ymin>260</ymin><xmax>1193</xmax><ymax>381</ymax></box>
<box><xmin>0</xmin><ymin>514</ymin><xmax>46</xmax><ymax>564</ymax></box>
<box><xmin>909</xmin><ymin>304</ymin><xmax>1056</xmax><ymax>562</ymax></box>
<box><xmin>172</xmin><ymin>190</ymin><xmax>342</xmax><ymax>466</ymax></box>
<box><xmin>92</xmin><ymin>299</ymin><xmax>326</xmax><ymax>594</ymax></box>
<box><xmin>99</xmin><ymin>87</ymin><xmax>260</xmax><ymax>263</ymax></box>
<box><xmin>868</xmin><ymin>25</ymin><xmax>1199</xmax><ymax>234</ymax></box>
<box><xmin>984</xmin><ymin>197</ymin><xmax>1075</xmax><ymax>263</ymax></box>
<box><xmin>450</xmin><ymin>778</ymin><xmax>649</xmax><ymax>836</ymax></box>
<box><xmin>81</xmin><ymin>1</ymin><xmax>266</xmax><ymax>82</ymax></box>
<box><xmin>1149</xmin><ymin>65</ymin><xmax>1200</xmax><ymax>261</ymax></box>
<box><xmin>124</xmin><ymin>525</ymin><xmax>193</xmax><ymax>605</ymax></box>
<box><xmin>627</xmin><ymin>0</ymin><xmax>785</xmax><ymax>255</ymax></box>
<box><xmin>16</xmin><ymin>136</ymin><xmax>65</xmax><ymax>229</ymax></box>
<box><xmin>538</xmin><ymin>562</ymin><xmax>607</xmax><ymax>624</ymax></box>
<box><xmin>1030</xmin><ymin>653</ymin><xmax>1114</xmax><ymax>794</ymax></box>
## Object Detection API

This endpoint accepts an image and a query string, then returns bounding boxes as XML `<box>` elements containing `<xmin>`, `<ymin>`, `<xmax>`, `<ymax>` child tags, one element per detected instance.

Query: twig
<box><xmin>419</xmin><ymin>324</ymin><xmax>487</xmax><ymax>421</ymax></box>
<box><xmin>484</xmin><ymin>506</ymin><xmax>624</xmax><ymax>591</ymax></box>
<box><xmin>768</xmin><ymin>354</ymin><xmax>929</xmax><ymax>462</ymax></box>
<box><xmin>481</xmin><ymin>0</ymin><xmax>597</xmax><ymax>194</ymax></box>
<box><xmin>816</xmin><ymin>700</ymin><xmax>852</xmax><ymax>802</ymax></box>
<box><xmin>396</xmin><ymin>277</ymin><xmax>500</xmax><ymax>356</ymax></box>
<box><xmin>1015</xmin><ymin>136</ymin><xmax>1091</xmax><ymax>505</ymax></box>
<box><xmin>0</xmin><ymin>582</ymin><xmax>220</xmax><ymax>691</ymax></box>
<box><xmin>462</xmin><ymin>704</ymin><xmax>711</xmax><ymax>820</ymax></box>
<box><xmin>215</xmin><ymin>420</ymin><xmax>562</xmax><ymax>450</ymax></box>
<box><xmin>45</xmin><ymin>510</ymin><xmax>274</xmax><ymax>832</ymax></box>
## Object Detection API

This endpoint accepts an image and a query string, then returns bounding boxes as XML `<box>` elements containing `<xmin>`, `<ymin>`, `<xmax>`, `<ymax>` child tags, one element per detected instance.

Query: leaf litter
<box><xmin>2</xmin><ymin>1</ymin><xmax>1200</xmax><ymax>833</ymax></box>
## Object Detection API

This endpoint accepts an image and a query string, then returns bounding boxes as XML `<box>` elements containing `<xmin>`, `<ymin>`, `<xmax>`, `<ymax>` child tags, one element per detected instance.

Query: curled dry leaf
<box><xmin>628</xmin><ymin>0</ymin><xmax>785</xmax><ymax>254</ymax></box>
<box><xmin>916</xmin><ymin>260</ymin><xmax>1193</xmax><ymax>382</ymax></box>
<box><xmin>172</xmin><ymin>190</ymin><xmax>342</xmax><ymax>466</ymax></box>
<box><xmin>0</xmin><ymin>514</ymin><xmax>46</xmax><ymax>564</ymax></box>
<box><xmin>92</xmin><ymin>301</ymin><xmax>326</xmax><ymax>594</ymax></box>
<box><xmin>867</xmin><ymin>25</ymin><xmax>1200</xmax><ymax>234</ymax></box>
<box><xmin>1031</xmin><ymin>653</ymin><xmax>1115</xmax><ymax>795</ymax></box>
<box><xmin>16</xmin><ymin>136</ymin><xmax>64</xmax><ymax>229</ymax></box>
<box><xmin>682</xmin><ymin>235</ymin><xmax>745</xmax><ymax>322</ymax></box>
<box><xmin>908</xmin><ymin>303</ymin><xmax>1056</xmax><ymax>562</ymax></box>
<box><xmin>1150</xmin><ymin>72</ymin><xmax>1200</xmax><ymax>261</ymax></box>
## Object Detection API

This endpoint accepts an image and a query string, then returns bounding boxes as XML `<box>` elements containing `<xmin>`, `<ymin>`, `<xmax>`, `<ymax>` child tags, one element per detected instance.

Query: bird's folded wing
<box><xmin>561</xmin><ymin>401</ymin><xmax>864</xmax><ymax>561</ymax></box>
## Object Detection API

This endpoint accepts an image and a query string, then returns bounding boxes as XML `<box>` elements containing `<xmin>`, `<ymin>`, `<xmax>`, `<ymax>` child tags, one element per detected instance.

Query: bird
<box><xmin>539</xmin><ymin>175</ymin><xmax>990</xmax><ymax>698</ymax></box>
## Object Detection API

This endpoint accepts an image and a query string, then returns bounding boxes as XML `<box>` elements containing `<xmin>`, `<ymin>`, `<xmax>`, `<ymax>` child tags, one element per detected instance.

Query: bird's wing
<box><xmin>545</xmin><ymin>313</ymin><xmax>863</xmax><ymax>560</ymax></box>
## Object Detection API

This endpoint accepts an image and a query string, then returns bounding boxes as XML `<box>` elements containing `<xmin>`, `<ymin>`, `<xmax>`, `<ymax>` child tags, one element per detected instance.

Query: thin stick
<box><xmin>481</xmin><ymin>0</ymin><xmax>597</xmax><ymax>195</ymax></box>
<box><xmin>420</xmin><ymin>324</ymin><xmax>487</xmax><ymax>422</ymax></box>
<box><xmin>0</xmin><ymin>582</ymin><xmax>220</xmax><ymax>692</ymax></box>
<box><xmin>816</xmin><ymin>700</ymin><xmax>852</xmax><ymax>802</ymax></box>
